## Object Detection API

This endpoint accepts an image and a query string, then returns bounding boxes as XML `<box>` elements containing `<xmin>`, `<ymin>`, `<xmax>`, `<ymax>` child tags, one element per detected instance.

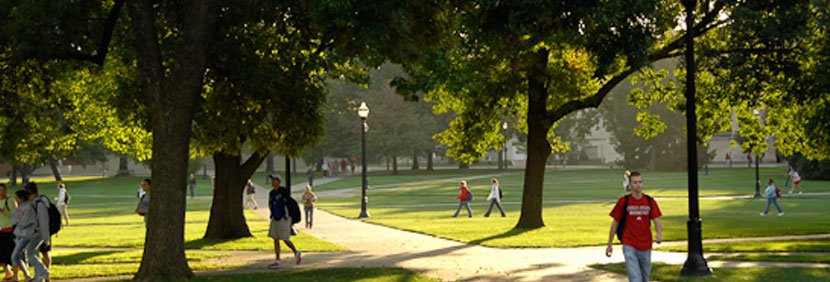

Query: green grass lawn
<box><xmin>657</xmin><ymin>239</ymin><xmax>830</xmax><ymax>264</ymax></box>
<box><xmin>707</xmin><ymin>253</ymin><xmax>830</xmax><ymax>264</ymax></box>
<box><xmin>316</xmin><ymin>167</ymin><xmax>830</xmax><ymax>248</ymax></box>
<box><xmin>658</xmin><ymin>239</ymin><xmax>830</xmax><ymax>253</ymax></box>
<box><xmin>6</xmin><ymin>166</ymin><xmax>829</xmax><ymax>280</ymax></box>
<box><xmin>37</xmin><ymin>176</ymin><xmax>344</xmax><ymax>251</ymax></box>
<box><xmin>2</xmin><ymin>175</ymin><xmax>346</xmax><ymax>279</ymax></box>
<box><xmin>591</xmin><ymin>262</ymin><xmax>830</xmax><ymax>282</ymax></box>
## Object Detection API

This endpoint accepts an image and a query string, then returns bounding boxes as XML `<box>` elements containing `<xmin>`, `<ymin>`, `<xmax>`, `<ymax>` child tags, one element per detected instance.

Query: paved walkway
<box><xmin>243</xmin><ymin>180</ymin><xmax>830</xmax><ymax>281</ymax></box>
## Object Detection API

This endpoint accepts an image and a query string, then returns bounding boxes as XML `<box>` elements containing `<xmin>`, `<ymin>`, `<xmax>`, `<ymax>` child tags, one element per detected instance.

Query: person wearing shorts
<box><xmin>267</xmin><ymin>174</ymin><xmax>301</xmax><ymax>268</ymax></box>
<box><xmin>789</xmin><ymin>171</ymin><xmax>804</xmax><ymax>194</ymax></box>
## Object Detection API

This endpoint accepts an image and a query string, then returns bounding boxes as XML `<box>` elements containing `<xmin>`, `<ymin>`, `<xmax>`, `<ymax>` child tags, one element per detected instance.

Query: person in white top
<box><xmin>55</xmin><ymin>183</ymin><xmax>70</xmax><ymax>226</ymax></box>
<box><xmin>484</xmin><ymin>178</ymin><xmax>506</xmax><ymax>217</ymax></box>
<box><xmin>788</xmin><ymin>171</ymin><xmax>804</xmax><ymax>194</ymax></box>
<box><xmin>623</xmin><ymin>170</ymin><xmax>632</xmax><ymax>192</ymax></box>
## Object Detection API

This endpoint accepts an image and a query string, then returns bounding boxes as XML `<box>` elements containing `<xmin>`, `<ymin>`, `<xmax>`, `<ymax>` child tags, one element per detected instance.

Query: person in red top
<box><xmin>452</xmin><ymin>180</ymin><xmax>473</xmax><ymax>218</ymax></box>
<box><xmin>605</xmin><ymin>171</ymin><xmax>662</xmax><ymax>282</ymax></box>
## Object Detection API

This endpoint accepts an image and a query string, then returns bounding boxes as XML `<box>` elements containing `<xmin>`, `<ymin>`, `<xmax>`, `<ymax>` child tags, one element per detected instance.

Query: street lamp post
<box><xmin>502</xmin><ymin>122</ymin><xmax>508</xmax><ymax>171</ymax></box>
<box><xmin>753</xmin><ymin>109</ymin><xmax>763</xmax><ymax>198</ymax></box>
<box><xmin>358</xmin><ymin>102</ymin><xmax>370</xmax><ymax>218</ymax></box>
<box><xmin>680</xmin><ymin>0</ymin><xmax>713</xmax><ymax>276</ymax></box>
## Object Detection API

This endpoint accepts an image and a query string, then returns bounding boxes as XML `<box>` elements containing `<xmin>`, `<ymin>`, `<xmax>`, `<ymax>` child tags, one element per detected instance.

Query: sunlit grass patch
<box><xmin>591</xmin><ymin>262</ymin><xmax>830</xmax><ymax>282</ymax></box>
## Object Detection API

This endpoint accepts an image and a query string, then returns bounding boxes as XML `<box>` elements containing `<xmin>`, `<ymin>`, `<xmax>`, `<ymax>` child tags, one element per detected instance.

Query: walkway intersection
<box><xmin>242</xmin><ymin>178</ymin><xmax>829</xmax><ymax>281</ymax></box>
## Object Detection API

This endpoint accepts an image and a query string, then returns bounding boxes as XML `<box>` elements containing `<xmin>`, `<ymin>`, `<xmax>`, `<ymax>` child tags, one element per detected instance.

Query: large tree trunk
<box><xmin>392</xmin><ymin>155</ymin><xmax>399</xmax><ymax>175</ymax></box>
<box><xmin>128</xmin><ymin>0</ymin><xmax>219</xmax><ymax>279</ymax></box>
<box><xmin>411</xmin><ymin>150</ymin><xmax>420</xmax><ymax>170</ymax></box>
<box><xmin>516</xmin><ymin>48</ymin><xmax>553</xmax><ymax>229</ymax></box>
<box><xmin>48</xmin><ymin>155</ymin><xmax>63</xmax><ymax>182</ymax></box>
<box><xmin>427</xmin><ymin>149</ymin><xmax>434</xmax><ymax>171</ymax></box>
<box><xmin>204</xmin><ymin>151</ymin><xmax>264</xmax><ymax>239</ymax></box>
<box><xmin>117</xmin><ymin>155</ymin><xmax>131</xmax><ymax>176</ymax></box>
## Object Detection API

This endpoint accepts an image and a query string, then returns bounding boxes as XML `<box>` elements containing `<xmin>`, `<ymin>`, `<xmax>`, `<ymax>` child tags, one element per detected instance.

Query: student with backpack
<box><xmin>16</xmin><ymin>182</ymin><xmax>55</xmax><ymax>282</ymax></box>
<box><xmin>10</xmin><ymin>189</ymin><xmax>34</xmax><ymax>282</ymax></box>
<box><xmin>452</xmin><ymin>180</ymin><xmax>474</xmax><ymax>218</ymax></box>
<box><xmin>267</xmin><ymin>174</ymin><xmax>301</xmax><ymax>268</ymax></box>
<box><xmin>761</xmin><ymin>178</ymin><xmax>784</xmax><ymax>216</ymax></box>
<box><xmin>484</xmin><ymin>178</ymin><xmax>506</xmax><ymax>217</ymax></box>
<box><xmin>606</xmin><ymin>171</ymin><xmax>662</xmax><ymax>282</ymax></box>
<box><xmin>55</xmin><ymin>183</ymin><xmax>71</xmax><ymax>226</ymax></box>
<box><xmin>26</xmin><ymin>182</ymin><xmax>61</xmax><ymax>272</ymax></box>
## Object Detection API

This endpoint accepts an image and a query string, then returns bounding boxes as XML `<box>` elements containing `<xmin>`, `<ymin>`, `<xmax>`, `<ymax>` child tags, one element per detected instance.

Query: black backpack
<box><xmin>64</xmin><ymin>191</ymin><xmax>71</xmax><ymax>205</ymax></box>
<box><xmin>285</xmin><ymin>196</ymin><xmax>301</xmax><ymax>225</ymax></box>
<box><xmin>498</xmin><ymin>187</ymin><xmax>503</xmax><ymax>199</ymax></box>
<box><xmin>33</xmin><ymin>197</ymin><xmax>62</xmax><ymax>236</ymax></box>
<box><xmin>616</xmin><ymin>194</ymin><xmax>652</xmax><ymax>242</ymax></box>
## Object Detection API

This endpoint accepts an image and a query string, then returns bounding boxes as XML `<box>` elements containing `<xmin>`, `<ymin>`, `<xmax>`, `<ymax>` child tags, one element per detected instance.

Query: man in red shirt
<box><xmin>605</xmin><ymin>171</ymin><xmax>662</xmax><ymax>282</ymax></box>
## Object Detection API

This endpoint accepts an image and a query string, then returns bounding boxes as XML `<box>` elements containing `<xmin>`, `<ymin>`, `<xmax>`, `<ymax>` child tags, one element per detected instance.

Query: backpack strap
<box><xmin>621</xmin><ymin>195</ymin><xmax>629</xmax><ymax>222</ymax></box>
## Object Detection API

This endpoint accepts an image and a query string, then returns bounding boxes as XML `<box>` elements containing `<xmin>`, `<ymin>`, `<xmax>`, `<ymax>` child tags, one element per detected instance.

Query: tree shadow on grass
<box><xmin>185</xmin><ymin>236</ymin><xmax>252</xmax><ymax>250</ymax></box>
<box><xmin>469</xmin><ymin>227</ymin><xmax>537</xmax><ymax>245</ymax></box>
<box><xmin>52</xmin><ymin>250</ymin><xmax>120</xmax><ymax>264</ymax></box>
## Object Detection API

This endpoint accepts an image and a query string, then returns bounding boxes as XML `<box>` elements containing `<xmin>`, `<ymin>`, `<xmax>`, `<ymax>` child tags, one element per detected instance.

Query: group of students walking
<box><xmin>0</xmin><ymin>182</ymin><xmax>68</xmax><ymax>282</ymax></box>
<box><xmin>452</xmin><ymin>178</ymin><xmax>507</xmax><ymax>218</ymax></box>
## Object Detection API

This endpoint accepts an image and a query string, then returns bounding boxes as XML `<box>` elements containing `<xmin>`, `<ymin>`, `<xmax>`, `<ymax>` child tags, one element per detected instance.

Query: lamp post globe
<box><xmin>358</xmin><ymin>101</ymin><xmax>370</xmax><ymax>218</ymax></box>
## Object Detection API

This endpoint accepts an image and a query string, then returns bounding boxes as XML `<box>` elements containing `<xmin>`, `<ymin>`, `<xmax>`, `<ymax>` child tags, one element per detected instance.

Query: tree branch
<box><xmin>240</xmin><ymin>152</ymin><xmax>266</xmax><ymax>177</ymax></box>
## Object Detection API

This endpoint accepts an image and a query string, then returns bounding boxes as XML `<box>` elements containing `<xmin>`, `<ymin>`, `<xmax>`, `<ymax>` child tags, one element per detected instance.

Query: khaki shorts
<box><xmin>268</xmin><ymin>217</ymin><xmax>292</xmax><ymax>240</ymax></box>
<box><xmin>57</xmin><ymin>204</ymin><xmax>68</xmax><ymax>217</ymax></box>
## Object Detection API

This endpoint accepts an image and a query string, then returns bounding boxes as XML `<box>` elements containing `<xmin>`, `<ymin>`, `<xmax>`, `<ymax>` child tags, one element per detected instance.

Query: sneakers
<box><xmin>268</xmin><ymin>260</ymin><xmax>282</xmax><ymax>269</ymax></box>
<box><xmin>788</xmin><ymin>191</ymin><xmax>793</xmax><ymax>194</ymax></box>
<box><xmin>778</xmin><ymin>212</ymin><xmax>785</xmax><ymax>216</ymax></box>
<box><xmin>799</xmin><ymin>191</ymin><xmax>803</xmax><ymax>194</ymax></box>
<box><xmin>760</xmin><ymin>212</ymin><xmax>767</xmax><ymax>216</ymax></box>
<box><xmin>295</xmin><ymin>251</ymin><xmax>302</xmax><ymax>264</ymax></box>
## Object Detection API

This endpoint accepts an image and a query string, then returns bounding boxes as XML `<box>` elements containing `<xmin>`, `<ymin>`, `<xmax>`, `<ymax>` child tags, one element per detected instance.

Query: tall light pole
<box><xmin>681</xmin><ymin>0</ymin><xmax>713</xmax><ymax>276</ymax></box>
<box><xmin>753</xmin><ymin>109</ymin><xmax>763</xmax><ymax>198</ymax></box>
<box><xmin>358</xmin><ymin>101</ymin><xmax>370</xmax><ymax>218</ymax></box>
<box><xmin>502</xmin><ymin>121</ymin><xmax>509</xmax><ymax>171</ymax></box>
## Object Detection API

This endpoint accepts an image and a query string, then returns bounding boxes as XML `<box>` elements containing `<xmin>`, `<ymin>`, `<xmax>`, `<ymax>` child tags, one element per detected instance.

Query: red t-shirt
<box><xmin>610</xmin><ymin>194</ymin><xmax>662</xmax><ymax>251</ymax></box>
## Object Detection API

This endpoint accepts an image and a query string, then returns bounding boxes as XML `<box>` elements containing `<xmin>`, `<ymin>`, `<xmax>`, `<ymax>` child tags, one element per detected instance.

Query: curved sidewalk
<box><xmin>249</xmin><ymin>180</ymin><xmax>828</xmax><ymax>281</ymax></box>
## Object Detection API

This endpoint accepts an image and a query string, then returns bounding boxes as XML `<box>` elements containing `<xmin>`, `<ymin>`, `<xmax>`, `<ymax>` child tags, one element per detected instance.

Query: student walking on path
<box><xmin>0</xmin><ymin>184</ymin><xmax>18</xmax><ymax>281</ymax></box>
<box><xmin>452</xmin><ymin>181</ymin><xmax>473</xmax><ymax>218</ymax></box>
<box><xmin>136</xmin><ymin>179</ymin><xmax>151</xmax><ymax>226</ymax></box>
<box><xmin>245</xmin><ymin>179</ymin><xmax>259</xmax><ymax>210</ymax></box>
<box><xmin>606</xmin><ymin>171</ymin><xmax>663</xmax><ymax>282</ymax></box>
<box><xmin>623</xmin><ymin>170</ymin><xmax>632</xmax><ymax>192</ymax></box>
<box><xmin>761</xmin><ymin>178</ymin><xmax>784</xmax><ymax>216</ymax></box>
<box><xmin>306</xmin><ymin>166</ymin><xmax>315</xmax><ymax>187</ymax></box>
<box><xmin>25</xmin><ymin>182</ymin><xmax>55</xmax><ymax>273</ymax></box>
<box><xmin>267</xmin><ymin>174</ymin><xmax>301</xmax><ymax>268</ymax></box>
<box><xmin>788</xmin><ymin>170</ymin><xmax>804</xmax><ymax>194</ymax></box>
<box><xmin>55</xmin><ymin>183</ymin><xmax>70</xmax><ymax>226</ymax></box>
<box><xmin>189</xmin><ymin>173</ymin><xmax>197</xmax><ymax>199</ymax></box>
<box><xmin>484</xmin><ymin>178</ymin><xmax>506</xmax><ymax>217</ymax></box>
<box><xmin>301</xmin><ymin>185</ymin><xmax>317</xmax><ymax>229</ymax></box>
<box><xmin>13</xmin><ymin>184</ymin><xmax>52</xmax><ymax>282</ymax></box>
